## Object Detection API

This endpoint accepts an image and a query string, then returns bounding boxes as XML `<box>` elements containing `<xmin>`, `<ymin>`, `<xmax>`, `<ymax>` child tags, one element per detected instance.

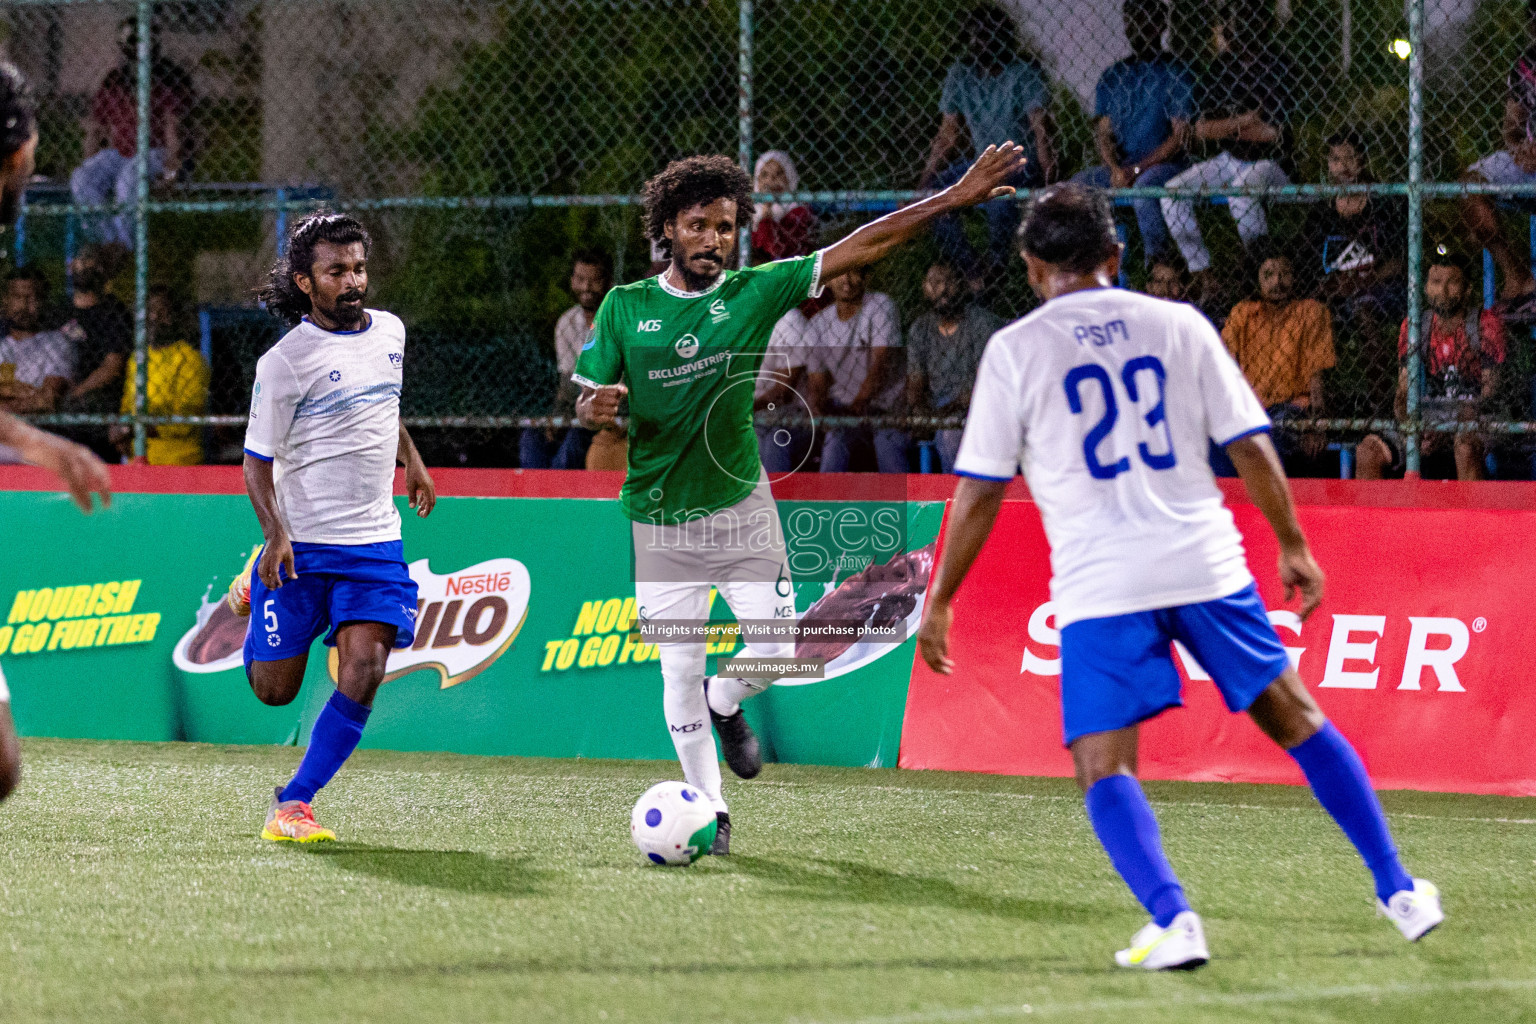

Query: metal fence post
<box><xmin>1403</xmin><ymin>0</ymin><xmax>1424</xmax><ymax>478</ymax></box>
<box><xmin>737</xmin><ymin>0</ymin><xmax>753</xmax><ymax>269</ymax></box>
<box><xmin>130</xmin><ymin>0</ymin><xmax>152</xmax><ymax>460</ymax></box>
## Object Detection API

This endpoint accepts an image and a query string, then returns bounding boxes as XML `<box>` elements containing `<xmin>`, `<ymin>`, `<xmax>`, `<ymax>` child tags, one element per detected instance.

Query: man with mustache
<box><xmin>0</xmin><ymin>61</ymin><xmax>114</xmax><ymax>803</ymax></box>
<box><xmin>227</xmin><ymin>212</ymin><xmax>437</xmax><ymax>842</ymax></box>
<box><xmin>574</xmin><ymin>144</ymin><xmax>1027</xmax><ymax>853</ymax></box>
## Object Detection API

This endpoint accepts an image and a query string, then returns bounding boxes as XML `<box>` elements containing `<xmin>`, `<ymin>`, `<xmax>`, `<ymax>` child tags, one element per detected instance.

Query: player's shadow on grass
<box><xmin>723</xmin><ymin>855</ymin><xmax>1093</xmax><ymax>923</ymax></box>
<box><xmin>302</xmin><ymin>844</ymin><xmax>552</xmax><ymax>897</ymax></box>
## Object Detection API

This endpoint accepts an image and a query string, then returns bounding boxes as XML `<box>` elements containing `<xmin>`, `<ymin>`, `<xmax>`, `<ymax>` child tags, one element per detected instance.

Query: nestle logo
<box><xmin>445</xmin><ymin>572</ymin><xmax>512</xmax><ymax>597</ymax></box>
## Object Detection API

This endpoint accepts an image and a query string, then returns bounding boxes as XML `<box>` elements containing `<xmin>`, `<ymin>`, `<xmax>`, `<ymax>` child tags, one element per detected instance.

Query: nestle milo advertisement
<box><xmin>0</xmin><ymin>488</ymin><xmax>940</xmax><ymax>767</ymax></box>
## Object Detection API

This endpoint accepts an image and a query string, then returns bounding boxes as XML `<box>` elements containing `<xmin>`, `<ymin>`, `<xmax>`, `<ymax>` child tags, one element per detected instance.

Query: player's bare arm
<box><xmin>396</xmin><ymin>418</ymin><xmax>435</xmax><ymax>518</ymax></box>
<box><xmin>0</xmin><ymin>410</ymin><xmax>111</xmax><ymax>513</ymax></box>
<box><xmin>818</xmin><ymin>143</ymin><xmax>1030</xmax><ymax>282</ymax></box>
<box><xmin>242</xmin><ymin>453</ymin><xmax>295</xmax><ymax>589</ymax></box>
<box><xmin>1225</xmin><ymin>432</ymin><xmax>1325</xmax><ymax>620</ymax></box>
<box><xmin>576</xmin><ymin>382</ymin><xmax>626</xmax><ymax>429</ymax></box>
<box><xmin>916</xmin><ymin>475</ymin><xmax>1008</xmax><ymax>674</ymax></box>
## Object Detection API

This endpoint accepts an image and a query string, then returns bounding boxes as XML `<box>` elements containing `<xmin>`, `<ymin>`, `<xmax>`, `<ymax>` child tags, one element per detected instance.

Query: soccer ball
<box><xmin>631</xmin><ymin>781</ymin><xmax>718</xmax><ymax>865</ymax></box>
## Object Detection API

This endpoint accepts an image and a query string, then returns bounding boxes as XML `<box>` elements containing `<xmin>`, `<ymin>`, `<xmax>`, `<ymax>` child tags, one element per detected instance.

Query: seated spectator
<box><xmin>1460</xmin><ymin>2</ymin><xmax>1536</xmax><ymax>319</ymax></box>
<box><xmin>0</xmin><ymin>268</ymin><xmax>75</xmax><ymax>464</ymax></box>
<box><xmin>752</xmin><ymin>151</ymin><xmax>816</xmax><ymax>261</ymax></box>
<box><xmin>1073</xmin><ymin>0</ymin><xmax>1192</xmax><ymax>265</ymax></box>
<box><xmin>905</xmin><ymin>261</ymin><xmax>1002</xmax><ymax>473</ymax></box>
<box><xmin>1220</xmin><ymin>251</ymin><xmax>1336</xmax><ymax>473</ymax></box>
<box><xmin>755</xmin><ymin>305</ymin><xmax>811</xmax><ymax>475</ymax></box>
<box><xmin>70</xmin><ymin>18</ymin><xmax>192</xmax><ymax>247</ymax></box>
<box><xmin>1356</xmin><ymin>251</ymin><xmax>1505</xmax><ymax>481</ymax></box>
<box><xmin>920</xmin><ymin>3</ymin><xmax>1054</xmax><ymax>290</ymax></box>
<box><xmin>806</xmin><ymin>266</ymin><xmax>906</xmax><ymax>473</ymax></box>
<box><xmin>59</xmin><ymin>244</ymin><xmax>132</xmax><ymax>459</ymax></box>
<box><xmin>1160</xmin><ymin>2</ymin><xmax>1291</xmax><ymax>299</ymax></box>
<box><xmin>1300</xmin><ymin>130</ymin><xmax>1406</xmax><ymax>333</ymax></box>
<box><xmin>1143</xmin><ymin>247</ymin><xmax>1189</xmax><ymax>302</ymax></box>
<box><xmin>112</xmin><ymin>286</ymin><xmax>208</xmax><ymax>465</ymax></box>
<box><xmin>522</xmin><ymin>250</ymin><xmax>610</xmax><ymax>469</ymax></box>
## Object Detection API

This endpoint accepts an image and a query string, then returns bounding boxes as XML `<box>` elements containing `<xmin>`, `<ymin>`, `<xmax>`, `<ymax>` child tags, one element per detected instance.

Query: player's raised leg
<box><xmin>1223</xmin><ymin>434</ymin><xmax>1441</xmax><ymax>940</ymax></box>
<box><xmin>1246</xmin><ymin>669</ymin><xmax>1441</xmax><ymax>939</ymax></box>
<box><xmin>702</xmin><ymin>487</ymin><xmax>798</xmax><ymax>782</ymax></box>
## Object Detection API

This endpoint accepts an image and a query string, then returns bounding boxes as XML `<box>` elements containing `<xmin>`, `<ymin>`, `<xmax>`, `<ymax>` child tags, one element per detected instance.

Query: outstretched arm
<box><xmin>820</xmin><ymin>143</ymin><xmax>1029</xmax><ymax>283</ymax></box>
<box><xmin>1226</xmin><ymin>432</ymin><xmax>1324</xmax><ymax>620</ymax></box>
<box><xmin>0</xmin><ymin>412</ymin><xmax>111</xmax><ymax>513</ymax></box>
<box><xmin>915</xmin><ymin>476</ymin><xmax>1008</xmax><ymax>674</ymax></box>
<box><xmin>397</xmin><ymin>418</ymin><xmax>435</xmax><ymax>518</ymax></box>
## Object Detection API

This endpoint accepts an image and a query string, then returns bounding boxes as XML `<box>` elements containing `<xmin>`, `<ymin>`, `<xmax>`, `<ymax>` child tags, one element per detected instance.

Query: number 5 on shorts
<box><xmin>263</xmin><ymin>598</ymin><xmax>278</xmax><ymax>633</ymax></box>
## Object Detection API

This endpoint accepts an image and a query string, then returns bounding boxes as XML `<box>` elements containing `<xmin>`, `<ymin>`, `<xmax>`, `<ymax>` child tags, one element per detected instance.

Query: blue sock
<box><xmin>1288</xmin><ymin>722</ymin><xmax>1413</xmax><ymax>903</ymax></box>
<box><xmin>279</xmin><ymin>690</ymin><xmax>371</xmax><ymax>805</ymax></box>
<box><xmin>1085</xmin><ymin>775</ymin><xmax>1191</xmax><ymax>928</ymax></box>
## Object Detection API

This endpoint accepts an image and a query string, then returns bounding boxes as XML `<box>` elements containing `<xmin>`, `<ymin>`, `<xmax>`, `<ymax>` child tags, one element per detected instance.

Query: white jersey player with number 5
<box><xmin>917</xmin><ymin>183</ymin><xmax>1441</xmax><ymax>971</ymax></box>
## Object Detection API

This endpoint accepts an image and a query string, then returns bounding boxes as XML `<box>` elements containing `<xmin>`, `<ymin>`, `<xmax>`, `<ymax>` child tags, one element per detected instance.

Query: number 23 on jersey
<box><xmin>1063</xmin><ymin>355</ymin><xmax>1176</xmax><ymax>480</ymax></box>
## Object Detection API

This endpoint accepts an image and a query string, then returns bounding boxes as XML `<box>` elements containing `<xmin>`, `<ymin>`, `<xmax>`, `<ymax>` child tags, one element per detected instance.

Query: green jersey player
<box><xmin>574</xmin><ymin>146</ymin><xmax>1027</xmax><ymax>853</ymax></box>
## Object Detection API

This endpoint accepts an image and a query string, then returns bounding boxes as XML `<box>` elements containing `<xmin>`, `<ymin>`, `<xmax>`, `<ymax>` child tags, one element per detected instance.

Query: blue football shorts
<box><xmin>1057</xmin><ymin>582</ymin><xmax>1292</xmax><ymax>746</ymax></box>
<box><xmin>243</xmin><ymin>540</ymin><xmax>418</xmax><ymax>665</ymax></box>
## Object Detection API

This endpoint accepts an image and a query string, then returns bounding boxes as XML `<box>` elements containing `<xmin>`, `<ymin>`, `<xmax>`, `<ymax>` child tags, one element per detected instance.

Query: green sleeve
<box><xmin>745</xmin><ymin>252</ymin><xmax>824</xmax><ymax>322</ymax></box>
<box><xmin>572</xmin><ymin>292</ymin><xmax>624</xmax><ymax>387</ymax></box>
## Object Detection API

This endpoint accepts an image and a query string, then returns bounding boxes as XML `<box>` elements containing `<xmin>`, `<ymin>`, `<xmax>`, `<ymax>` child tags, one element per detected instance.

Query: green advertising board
<box><xmin>0</xmin><ymin>490</ymin><xmax>941</xmax><ymax>768</ymax></box>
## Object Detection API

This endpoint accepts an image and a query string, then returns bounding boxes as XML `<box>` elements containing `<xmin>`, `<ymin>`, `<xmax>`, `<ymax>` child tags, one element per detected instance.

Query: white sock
<box><xmin>707</xmin><ymin>675</ymin><xmax>767</xmax><ymax>717</ymax></box>
<box><xmin>659</xmin><ymin>643</ymin><xmax>726</xmax><ymax>813</ymax></box>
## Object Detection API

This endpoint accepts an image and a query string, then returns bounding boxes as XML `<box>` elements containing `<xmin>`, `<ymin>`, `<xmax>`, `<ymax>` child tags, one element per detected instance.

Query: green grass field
<box><xmin>1</xmin><ymin>738</ymin><xmax>1532</xmax><ymax>1023</ymax></box>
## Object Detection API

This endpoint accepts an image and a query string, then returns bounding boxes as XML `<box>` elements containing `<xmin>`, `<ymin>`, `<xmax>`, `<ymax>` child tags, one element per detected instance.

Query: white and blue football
<box><xmin>631</xmin><ymin>781</ymin><xmax>717</xmax><ymax>866</ymax></box>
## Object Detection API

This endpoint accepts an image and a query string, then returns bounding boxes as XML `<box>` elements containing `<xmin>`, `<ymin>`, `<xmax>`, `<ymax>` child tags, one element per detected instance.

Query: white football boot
<box><xmin>1378</xmin><ymin>878</ymin><xmax>1444</xmax><ymax>941</ymax></box>
<box><xmin>1114</xmin><ymin>910</ymin><xmax>1210</xmax><ymax>970</ymax></box>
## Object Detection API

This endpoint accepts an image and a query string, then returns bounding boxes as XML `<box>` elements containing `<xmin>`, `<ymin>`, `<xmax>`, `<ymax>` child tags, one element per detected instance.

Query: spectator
<box><xmin>112</xmin><ymin>286</ymin><xmax>208</xmax><ymax>465</ymax></box>
<box><xmin>906</xmin><ymin>261</ymin><xmax>1002</xmax><ymax>473</ymax></box>
<box><xmin>1299</xmin><ymin>131</ymin><xmax>1406</xmax><ymax>330</ymax></box>
<box><xmin>1144</xmin><ymin>247</ymin><xmax>1189</xmax><ymax>302</ymax></box>
<box><xmin>806</xmin><ymin>266</ymin><xmax>906</xmax><ymax>473</ymax></box>
<box><xmin>1073</xmin><ymin>0</ymin><xmax>1193</xmax><ymax>265</ymax></box>
<box><xmin>70</xmin><ymin>18</ymin><xmax>193</xmax><ymax>247</ymax></box>
<box><xmin>920</xmin><ymin>3</ymin><xmax>1055</xmax><ymax>290</ymax></box>
<box><xmin>1220</xmin><ymin>251</ymin><xmax>1335</xmax><ymax>473</ymax></box>
<box><xmin>1160</xmin><ymin>2</ymin><xmax>1291</xmax><ymax>297</ymax></box>
<box><xmin>1356</xmin><ymin>252</ymin><xmax>1505</xmax><ymax>481</ymax></box>
<box><xmin>1460</xmin><ymin>0</ymin><xmax>1536</xmax><ymax>320</ymax></box>
<box><xmin>751</xmin><ymin>151</ymin><xmax>817</xmax><ymax>261</ymax></box>
<box><xmin>0</xmin><ymin>268</ymin><xmax>75</xmax><ymax>464</ymax></box>
<box><xmin>755</xmin><ymin>306</ymin><xmax>811</xmax><ymax>475</ymax></box>
<box><xmin>59</xmin><ymin>244</ymin><xmax>132</xmax><ymax>455</ymax></box>
<box><xmin>522</xmin><ymin>250</ymin><xmax>611</xmax><ymax>469</ymax></box>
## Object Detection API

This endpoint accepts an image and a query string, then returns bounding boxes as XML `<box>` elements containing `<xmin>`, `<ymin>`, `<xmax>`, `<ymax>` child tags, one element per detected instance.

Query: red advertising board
<box><xmin>900</xmin><ymin>491</ymin><xmax>1536</xmax><ymax>796</ymax></box>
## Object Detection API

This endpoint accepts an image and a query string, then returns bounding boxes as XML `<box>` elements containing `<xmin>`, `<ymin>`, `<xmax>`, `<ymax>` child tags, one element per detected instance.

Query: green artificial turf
<box><xmin>0</xmin><ymin>738</ymin><xmax>1531</xmax><ymax>1023</ymax></box>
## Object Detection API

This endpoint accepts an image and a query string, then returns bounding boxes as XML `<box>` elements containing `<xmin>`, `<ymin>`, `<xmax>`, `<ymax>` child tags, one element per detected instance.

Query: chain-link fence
<box><xmin>3</xmin><ymin>0</ymin><xmax>1535</xmax><ymax>476</ymax></box>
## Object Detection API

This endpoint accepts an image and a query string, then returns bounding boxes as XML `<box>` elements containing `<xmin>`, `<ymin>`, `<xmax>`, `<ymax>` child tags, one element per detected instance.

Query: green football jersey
<box><xmin>573</xmin><ymin>253</ymin><xmax>822</xmax><ymax>524</ymax></box>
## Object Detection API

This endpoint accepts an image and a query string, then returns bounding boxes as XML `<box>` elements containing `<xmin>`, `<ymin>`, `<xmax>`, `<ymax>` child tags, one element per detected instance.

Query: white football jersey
<box><xmin>955</xmin><ymin>288</ymin><xmax>1270</xmax><ymax>628</ymax></box>
<box><xmin>244</xmin><ymin>310</ymin><xmax>406</xmax><ymax>545</ymax></box>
